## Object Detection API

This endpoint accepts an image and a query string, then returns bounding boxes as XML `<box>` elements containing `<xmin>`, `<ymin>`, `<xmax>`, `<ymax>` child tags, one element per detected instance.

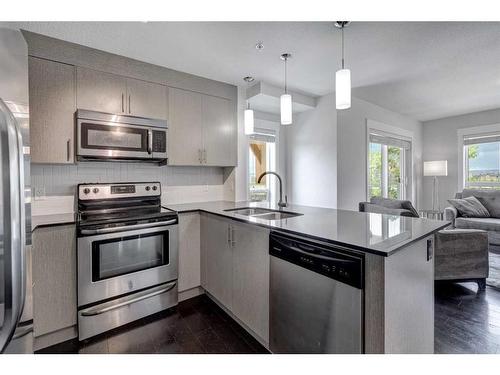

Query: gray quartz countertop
<box><xmin>165</xmin><ymin>201</ymin><xmax>450</xmax><ymax>256</ymax></box>
<box><xmin>32</xmin><ymin>213</ymin><xmax>76</xmax><ymax>231</ymax></box>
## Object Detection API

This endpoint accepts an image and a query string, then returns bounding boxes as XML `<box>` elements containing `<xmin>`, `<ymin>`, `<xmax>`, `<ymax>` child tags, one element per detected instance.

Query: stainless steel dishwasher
<box><xmin>269</xmin><ymin>232</ymin><xmax>364</xmax><ymax>354</ymax></box>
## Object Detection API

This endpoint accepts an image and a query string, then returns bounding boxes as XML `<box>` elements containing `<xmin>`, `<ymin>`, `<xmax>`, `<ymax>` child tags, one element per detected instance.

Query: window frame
<box><xmin>365</xmin><ymin>119</ymin><xmax>414</xmax><ymax>203</ymax></box>
<box><xmin>247</xmin><ymin>127</ymin><xmax>278</xmax><ymax>203</ymax></box>
<box><xmin>462</xmin><ymin>131</ymin><xmax>500</xmax><ymax>189</ymax></box>
<box><xmin>457</xmin><ymin>123</ymin><xmax>500</xmax><ymax>191</ymax></box>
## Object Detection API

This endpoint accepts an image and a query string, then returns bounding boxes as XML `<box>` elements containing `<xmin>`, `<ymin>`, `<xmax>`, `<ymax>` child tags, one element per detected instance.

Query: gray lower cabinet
<box><xmin>32</xmin><ymin>224</ymin><xmax>77</xmax><ymax>337</ymax></box>
<box><xmin>178</xmin><ymin>212</ymin><xmax>201</xmax><ymax>292</ymax></box>
<box><xmin>201</xmin><ymin>213</ymin><xmax>233</xmax><ymax>310</ymax></box>
<box><xmin>200</xmin><ymin>213</ymin><xmax>270</xmax><ymax>343</ymax></box>
<box><xmin>231</xmin><ymin>220</ymin><xmax>270</xmax><ymax>342</ymax></box>
<box><xmin>29</xmin><ymin>57</ymin><xmax>76</xmax><ymax>164</ymax></box>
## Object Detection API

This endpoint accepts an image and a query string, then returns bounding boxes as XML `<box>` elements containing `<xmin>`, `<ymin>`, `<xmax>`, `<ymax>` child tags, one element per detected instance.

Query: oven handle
<box><xmin>80</xmin><ymin>281</ymin><xmax>177</xmax><ymax>317</ymax></box>
<box><xmin>147</xmin><ymin>129</ymin><xmax>153</xmax><ymax>154</ymax></box>
<box><xmin>80</xmin><ymin>219</ymin><xmax>177</xmax><ymax>235</ymax></box>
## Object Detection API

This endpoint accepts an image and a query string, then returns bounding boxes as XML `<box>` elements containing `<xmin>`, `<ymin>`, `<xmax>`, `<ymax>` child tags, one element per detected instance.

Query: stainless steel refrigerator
<box><xmin>0</xmin><ymin>27</ymin><xmax>32</xmax><ymax>354</ymax></box>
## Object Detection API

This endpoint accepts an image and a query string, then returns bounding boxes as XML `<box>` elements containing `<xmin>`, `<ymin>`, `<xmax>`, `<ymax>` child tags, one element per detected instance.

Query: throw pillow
<box><xmin>447</xmin><ymin>196</ymin><xmax>490</xmax><ymax>218</ymax></box>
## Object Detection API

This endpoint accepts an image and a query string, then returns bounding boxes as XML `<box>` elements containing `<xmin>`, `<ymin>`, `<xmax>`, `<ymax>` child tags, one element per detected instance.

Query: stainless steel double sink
<box><xmin>224</xmin><ymin>207</ymin><xmax>303</xmax><ymax>221</ymax></box>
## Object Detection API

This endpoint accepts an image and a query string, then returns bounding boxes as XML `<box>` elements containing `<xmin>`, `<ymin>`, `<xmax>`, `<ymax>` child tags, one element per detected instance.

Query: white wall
<box><xmin>422</xmin><ymin>108</ymin><xmax>500</xmax><ymax>210</ymax></box>
<box><xmin>285</xmin><ymin>93</ymin><xmax>337</xmax><ymax>208</ymax></box>
<box><xmin>338</xmin><ymin>97</ymin><xmax>423</xmax><ymax>210</ymax></box>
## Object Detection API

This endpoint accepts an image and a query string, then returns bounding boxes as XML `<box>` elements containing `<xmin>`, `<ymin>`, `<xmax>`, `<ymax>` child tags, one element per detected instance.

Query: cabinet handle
<box><xmin>203</xmin><ymin>149</ymin><xmax>207</xmax><ymax>164</ymax></box>
<box><xmin>121</xmin><ymin>93</ymin><xmax>124</xmax><ymax>113</ymax></box>
<box><xmin>198</xmin><ymin>149</ymin><xmax>202</xmax><ymax>164</ymax></box>
<box><xmin>66</xmin><ymin>139</ymin><xmax>71</xmax><ymax>162</ymax></box>
<box><xmin>231</xmin><ymin>227</ymin><xmax>236</xmax><ymax>247</ymax></box>
<box><xmin>227</xmin><ymin>225</ymin><xmax>231</xmax><ymax>244</ymax></box>
<box><xmin>128</xmin><ymin>94</ymin><xmax>131</xmax><ymax>114</ymax></box>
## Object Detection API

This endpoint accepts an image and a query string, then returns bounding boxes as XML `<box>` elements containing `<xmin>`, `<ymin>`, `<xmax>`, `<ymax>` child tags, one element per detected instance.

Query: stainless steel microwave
<box><xmin>76</xmin><ymin>109</ymin><xmax>168</xmax><ymax>163</ymax></box>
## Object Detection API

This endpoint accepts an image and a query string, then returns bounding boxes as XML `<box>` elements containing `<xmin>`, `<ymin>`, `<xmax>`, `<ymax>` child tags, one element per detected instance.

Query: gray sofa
<box><xmin>445</xmin><ymin>189</ymin><xmax>500</xmax><ymax>252</ymax></box>
<box><xmin>359</xmin><ymin>196</ymin><xmax>420</xmax><ymax>217</ymax></box>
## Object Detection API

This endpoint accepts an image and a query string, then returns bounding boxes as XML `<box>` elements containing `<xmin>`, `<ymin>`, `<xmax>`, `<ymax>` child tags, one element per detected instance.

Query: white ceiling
<box><xmin>3</xmin><ymin>21</ymin><xmax>500</xmax><ymax>121</ymax></box>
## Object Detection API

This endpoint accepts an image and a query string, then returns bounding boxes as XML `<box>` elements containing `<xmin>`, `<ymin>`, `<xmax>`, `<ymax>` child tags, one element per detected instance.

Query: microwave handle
<box><xmin>147</xmin><ymin>129</ymin><xmax>153</xmax><ymax>154</ymax></box>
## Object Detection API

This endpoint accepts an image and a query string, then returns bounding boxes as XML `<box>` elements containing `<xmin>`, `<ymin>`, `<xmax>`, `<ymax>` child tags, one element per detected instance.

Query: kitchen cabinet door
<box><xmin>231</xmin><ymin>221</ymin><xmax>270</xmax><ymax>343</ymax></box>
<box><xmin>167</xmin><ymin>87</ymin><xmax>203</xmax><ymax>165</ymax></box>
<box><xmin>126</xmin><ymin>77</ymin><xmax>168</xmax><ymax>120</ymax></box>
<box><xmin>202</xmin><ymin>95</ymin><xmax>236</xmax><ymax>166</ymax></box>
<box><xmin>32</xmin><ymin>225</ymin><xmax>77</xmax><ymax>337</ymax></box>
<box><xmin>178</xmin><ymin>212</ymin><xmax>201</xmax><ymax>292</ymax></box>
<box><xmin>200</xmin><ymin>213</ymin><xmax>233</xmax><ymax>310</ymax></box>
<box><xmin>76</xmin><ymin>67</ymin><xmax>126</xmax><ymax>114</ymax></box>
<box><xmin>29</xmin><ymin>57</ymin><xmax>76</xmax><ymax>164</ymax></box>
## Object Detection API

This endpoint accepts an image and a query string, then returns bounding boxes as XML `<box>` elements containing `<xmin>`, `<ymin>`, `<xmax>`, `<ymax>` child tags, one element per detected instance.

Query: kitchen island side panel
<box><xmin>383</xmin><ymin>236</ymin><xmax>434</xmax><ymax>353</ymax></box>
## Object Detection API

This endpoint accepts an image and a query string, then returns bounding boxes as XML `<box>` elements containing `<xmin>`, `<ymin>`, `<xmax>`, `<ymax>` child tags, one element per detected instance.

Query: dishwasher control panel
<box><xmin>269</xmin><ymin>232</ymin><xmax>364</xmax><ymax>289</ymax></box>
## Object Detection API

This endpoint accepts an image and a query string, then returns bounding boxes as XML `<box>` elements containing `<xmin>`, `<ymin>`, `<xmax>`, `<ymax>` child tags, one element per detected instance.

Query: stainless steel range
<box><xmin>76</xmin><ymin>182</ymin><xmax>178</xmax><ymax>341</ymax></box>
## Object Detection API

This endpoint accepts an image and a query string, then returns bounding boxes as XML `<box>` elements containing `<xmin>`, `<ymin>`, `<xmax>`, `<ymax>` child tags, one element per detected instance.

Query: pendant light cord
<box><xmin>284</xmin><ymin>57</ymin><xmax>288</xmax><ymax>94</ymax></box>
<box><xmin>247</xmin><ymin>80</ymin><xmax>250</xmax><ymax>110</ymax></box>
<box><xmin>341</xmin><ymin>25</ymin><xmax>345</xmax><ymax>69</ymax></box>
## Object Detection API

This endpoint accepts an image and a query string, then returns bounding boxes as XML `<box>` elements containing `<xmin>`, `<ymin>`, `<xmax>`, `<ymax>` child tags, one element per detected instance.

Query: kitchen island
<box><xmin>167</xmin><ymin>201</ymin><xmax>449</xmax><ymax>354</ymax></box>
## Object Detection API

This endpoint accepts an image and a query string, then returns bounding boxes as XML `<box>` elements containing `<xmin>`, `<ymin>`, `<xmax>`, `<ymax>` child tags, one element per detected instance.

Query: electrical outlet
<box><xmin>34</xmin><ymin>186</ymin><xmax>46</xmax><ymax>200</ymax></box>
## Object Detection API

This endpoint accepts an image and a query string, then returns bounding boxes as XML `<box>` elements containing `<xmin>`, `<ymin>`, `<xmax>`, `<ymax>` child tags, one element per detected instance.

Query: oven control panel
<box><xmin>78</xmin><ymin>182</ymin><xmax>161</xmax><ymax>200</ymax></box>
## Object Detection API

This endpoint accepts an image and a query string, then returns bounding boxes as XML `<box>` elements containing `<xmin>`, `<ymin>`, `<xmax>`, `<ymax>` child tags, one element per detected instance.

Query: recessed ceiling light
<box><xmin>255</xmin><ymin>42</ymin><xmax>264</xmax><ymax>51</ymax></box>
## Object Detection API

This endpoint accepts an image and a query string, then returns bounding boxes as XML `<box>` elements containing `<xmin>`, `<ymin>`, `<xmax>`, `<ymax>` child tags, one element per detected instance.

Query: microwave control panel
<box><xmin>152</xmin><ymin>131</ymin><xmax>167</xmax><ymax>153</ymax></box>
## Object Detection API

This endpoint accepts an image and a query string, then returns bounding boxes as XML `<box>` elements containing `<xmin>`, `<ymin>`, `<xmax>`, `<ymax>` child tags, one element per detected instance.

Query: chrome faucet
<box><xmin>257</xmin><ymin>171</ymin><xmax>287</xmax><ymax>208</ymax></box>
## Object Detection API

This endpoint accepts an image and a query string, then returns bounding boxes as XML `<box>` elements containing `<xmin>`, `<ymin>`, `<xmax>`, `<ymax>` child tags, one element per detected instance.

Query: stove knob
<box><xmin>93</xmin><ymin>188</ymin><xmax>99</xmax><ymax>194</ymax></box>
<box><xmin>152</xmin><ymin>186</ymin><xmax>158</xmax><ymax>191</ymax></box>
<box><xmin>145</xmin><ymin>186</ymin><xmax>151</xmax><ymax>191</ymax></box>
<box><xmin>83</xmin><ymin>188</ymin><xmax>90</xmax><ymax>194</ymax></box>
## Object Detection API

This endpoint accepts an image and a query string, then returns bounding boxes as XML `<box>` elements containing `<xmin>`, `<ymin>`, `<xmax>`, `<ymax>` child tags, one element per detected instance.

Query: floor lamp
<box><xmin>424</xmin><ymin>160</ymin><xmax>448</xmax><ymax>211</ymax></box>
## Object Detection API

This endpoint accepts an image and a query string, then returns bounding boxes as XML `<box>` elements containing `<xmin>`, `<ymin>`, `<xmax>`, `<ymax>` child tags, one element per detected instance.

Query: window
<box><xmin>463</xmin><ymin>133</ymin><xmax>500</xmax><ymax>189</ymax></box>
<box><xmin>368</xmin><ymin>132</ymin><xmax>411</xmax><ymax>200</ymax></box>
<box><xmin>248</xmin><ymin>129</ymin><xmax>276</xmax><ymax>202</ymax></box>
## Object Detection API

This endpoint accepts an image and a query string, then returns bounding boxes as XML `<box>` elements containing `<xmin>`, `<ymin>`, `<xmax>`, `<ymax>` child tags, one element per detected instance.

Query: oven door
<box><xmin>77</xmin><ymin>223</ymin><xmax>178</xmax><ymax>307</ymax></box>
<box><xmin>77</xmin><ymin>118</ymin><xmax>153</xmax><ymax>160</ymax></box>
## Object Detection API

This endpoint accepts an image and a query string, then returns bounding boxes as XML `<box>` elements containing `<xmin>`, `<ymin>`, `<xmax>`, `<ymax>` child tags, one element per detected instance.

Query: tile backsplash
<box><xmin>31</xmin><ymin>162</ymin><xmax>224</xmax><ymax>196</ymax></box>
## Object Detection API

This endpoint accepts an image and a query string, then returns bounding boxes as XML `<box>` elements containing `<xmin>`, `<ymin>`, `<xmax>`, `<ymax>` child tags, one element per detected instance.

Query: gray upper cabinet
<box><xmin>202</xmin><ymin>95</ymin><xmax>236</xmax><ymax>166</ymax></box>
<box><xmin>77</xmin><ymin>67</ymin><xmax>168</xmax><ymax>120</ymax></box>
<box><xmin>168</xmin><ymin>87</ymin><xmax>236</xmax><ymax>167</ymax></box>
<box><xmin>76</xmin><ymin>67</ymin><xmax>126</xmax><ymax>114</ymax></box>
<box><xmin>29</xmin><ymin>57</ymin><xmax>76</xmax><ymax>164</ymax></box>
<box><xmin>32</xmin><ymin>224</ymin><xmax>77</xmax><ymax>337</ymax></box>
<box><xmin>125</xmin><ymin>77</ymin><xmax>168</xmax><ymax>120</ymax></box>
<box><xmin>168</xmin><ymin>87</ymin><xmax>203</xmax><ymax>165</ymax></box>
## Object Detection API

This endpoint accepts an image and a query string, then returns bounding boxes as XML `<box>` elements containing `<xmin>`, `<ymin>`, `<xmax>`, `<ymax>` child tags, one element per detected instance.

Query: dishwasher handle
<box><xmin>271</xmin><ymin>235</ymin><xmax>356</xmax><ymax>263</ymax></box>
<box><xmin>270</xmin><ymin>232</ymin><xmax>364</xmax><ymax>289</ymax></box>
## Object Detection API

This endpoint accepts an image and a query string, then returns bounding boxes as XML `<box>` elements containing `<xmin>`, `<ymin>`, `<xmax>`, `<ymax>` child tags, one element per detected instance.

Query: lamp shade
<box><xmin>280</xmin><ymin>94</ymin><xmax>292</xmax><ymax>125</ymax></box>
<box><xmin>424</xmin><ymin>160</ymin><xmax>448</xmax><ymax>177</ymax></box>
<box><xmin>336</xmin><ymin>68</ymin><xmax>351</xmax><ymax>110</ymax></box>
<box><xmin>244</xmin><ymin>108</ymin><xmax>254</xmax><ymax>135</ymax></box>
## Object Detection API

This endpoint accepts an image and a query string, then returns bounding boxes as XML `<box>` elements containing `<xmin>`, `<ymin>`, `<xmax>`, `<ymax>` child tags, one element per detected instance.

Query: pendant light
<box><xmin>243</xmin><ymin>76</ymin><xmax>255</xmax><ymax>135</ymax></box>
<box><xmin>280</xmin><ymin>53</ymin><xmax>292</xmax><ymax>125</ymax></box>
<box><xmin>335</xmin><ymin>21</ymin><xmax>351</xmax><ymax>110</ymax></box>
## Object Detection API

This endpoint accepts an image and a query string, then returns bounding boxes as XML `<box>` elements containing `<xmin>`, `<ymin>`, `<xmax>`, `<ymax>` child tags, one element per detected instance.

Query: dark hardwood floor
<box><xmin>37</xmin><ymin>294</ymin><xmax>269</xmax><ymax>354</ymax></box>
<box><xmin>39</xmin><ymin>282</ymin><xmax>500</xmax><ymax>354</ymax></box>
<box><xmin>435</xmin><ymin>282</ymin><xmax>500</xmax><ymax>354</ymax></box>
